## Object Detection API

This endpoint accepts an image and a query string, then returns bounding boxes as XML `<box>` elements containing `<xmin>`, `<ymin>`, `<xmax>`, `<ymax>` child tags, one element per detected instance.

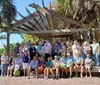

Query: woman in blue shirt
<box><xmin>66</xmin><ymin>53</ymin><xmax>74</xmax><ymax>78</ymax></box>
<box><xmin>23</xmin><ymin>50</ymin><xmax>30</xmax><ymax>76</ymax></box>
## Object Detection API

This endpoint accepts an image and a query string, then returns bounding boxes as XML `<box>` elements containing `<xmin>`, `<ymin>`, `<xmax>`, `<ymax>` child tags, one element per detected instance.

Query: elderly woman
<box><xmin>74</xmin><ymin>50</ymin><xmax>84</xmax><ymax>78</ymax></box>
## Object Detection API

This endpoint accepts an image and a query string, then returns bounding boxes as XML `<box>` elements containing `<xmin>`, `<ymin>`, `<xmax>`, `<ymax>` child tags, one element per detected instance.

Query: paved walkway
<box><xmin>0</xmin><ymin>77</ymin><xmax>100</xmax><ymax>85</ymax></box>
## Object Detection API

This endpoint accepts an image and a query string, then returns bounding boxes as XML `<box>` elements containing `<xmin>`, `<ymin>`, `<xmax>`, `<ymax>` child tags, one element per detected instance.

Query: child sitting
<box><xmin>85</xmin><ymin>54</ymin><xmax>93</xmax><ymax>77</ymax></box>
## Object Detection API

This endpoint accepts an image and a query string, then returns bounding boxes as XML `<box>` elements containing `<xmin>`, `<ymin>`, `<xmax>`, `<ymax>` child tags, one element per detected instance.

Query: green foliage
<box><xmin>55</xmin><ymin>0</ymin><xmax>70</xmax><ymax>14</ymax></box>
<box><xmin>3</xmin><ymin>43</ymin><xmax>15</xmax><ymax>53</ymax></box>
<box><xmin>0</xmin><ymin>35</ymin><xmax>6</xmax><ymax>39</ymax></box>
<box><xmin>0</xmin><ymin>48</ymin><xmax>4</xmax><ymax>56</ymax></box>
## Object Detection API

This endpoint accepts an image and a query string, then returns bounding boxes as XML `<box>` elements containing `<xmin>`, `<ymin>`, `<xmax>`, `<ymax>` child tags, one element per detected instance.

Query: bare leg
<box><xmin>56</xmin><ymin>68</ymin><xmax>59</xmax><ymax>76</ymax></box>
<box><xmin>35</xmin><ymin>68</ymin><xmax>38</xmax><ymax>78</ymax></box>
<box><xmin>81</xmin><ymin>66</ymin><xmax>84</xmax><ymax>78</ymax></box>
<box><xmin>24</xmin><ymin>69</ymin><xmax>26</xmax><ymax>76</ymax></box>
<box><xmin>28</xmin><ymin>68</ymin><xmax>31</xmax><ymax>79</ymax></box>
<box><xmin>10</xmin><ymin>68</ymin><xmax>13</xmax><ymax>76</ymax></box>
<box><xmin>69</xmin><ymin>66</ymin><xmax>72</xmax><ymax>77</ymax></box>
<box><xmin>44</xmin><ymin>68</ymin><xmax>47</xmax><ymax>77</ymax></box>
<box><xmin>74</xmin><ymin>66</ymin><xmax>78</xmax><ymax>77</ymax></box>
<box><xmin>85</xmin><ymin>68</ymin><xmax>88</xmax><ymax>77</ymax></box>
<box><xmin>50</xmin><ymin>68</ymin><xmax>54</xmax><ymax>77</ymax></box>
<box><xmin>47</xmin><ymin>68</ymin><xmax>50</xmax><ymax>78</ymax></box>
<box><xmin>88</xmin><ymin>68</ymin><xmax>92</xmax><ymax>77</ymax></box>
<box><xmin>7</xmin><ymin>68</ymin><xmax>10</xmax><ymax>76</ymax></box>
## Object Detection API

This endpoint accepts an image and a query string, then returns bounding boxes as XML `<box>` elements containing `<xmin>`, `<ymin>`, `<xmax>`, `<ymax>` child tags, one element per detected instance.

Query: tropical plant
<box><xmin>0</xmin><ymin>0</ymin><xmax>17</xmax><ymax>56</ymax></box>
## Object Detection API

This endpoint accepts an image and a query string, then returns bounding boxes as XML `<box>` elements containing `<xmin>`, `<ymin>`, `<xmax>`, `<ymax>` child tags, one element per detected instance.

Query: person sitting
<box><xmin>23</xmin><ymin>50</ymin><xmax>30</xmax><ymax>76</ymax></box>
<box><xmin>28</xmin><ymin>56</ymin><xmax>39</xmax><ymax>79</ymax></box>
<box><xmin>66</xmin><ymin>53</ymin><xmax>74</xmax><ymax>78</ymax></box>
<box><xmin>50</xmin><ymin>55</ymin><xmax>60</xmax><ymax>79</ymax></box>
<box><xmin>44</xmin><ymin>57</ymin><xmax>52</xmax><ymax>79</ymax></box>
<box><xmin>85</xmin><ymin>54</ymin><xmax>93</xmax><ymax>77</ymax></box>
<box><xmin>7</xmin><ymin>53</ymin><xmax>16</xmax><ymax>77</ymax></box>
<box><xmin>74</xmin><ymin>50</ymin><xmax>84</xmax><ymax>78</ymax></box>
<box><xmin>13</xmin><ymin>54</ymin><xmax>23</xmax><ymax>77</ymax></box>
<box><xmin>59</xmin><ymin>53</ymin><xmax>67</xmax><ymax>77</ymax></box>
<box><xmin>38</xmin><ymin>57</ymin><xmax>45</xmax><ymax>74</ymax></box>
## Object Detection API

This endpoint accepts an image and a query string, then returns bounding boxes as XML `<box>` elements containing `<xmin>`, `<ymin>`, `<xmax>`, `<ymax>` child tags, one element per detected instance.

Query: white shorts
<box><xmin>8</xmin><ymin>65</ymin><xmax>15</xmax><ymax>70</ymax></box>
<box><xmin>23</xmin><ymin>63</ymin><xmax>29</xmax><ymax>69</ymax></box>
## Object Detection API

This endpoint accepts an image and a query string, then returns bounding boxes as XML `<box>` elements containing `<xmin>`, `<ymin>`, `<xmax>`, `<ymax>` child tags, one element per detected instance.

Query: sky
<box><xmin>0</xmin><ymin>0</ymin><xmax>54</xmax><ymax>48</ymax></box>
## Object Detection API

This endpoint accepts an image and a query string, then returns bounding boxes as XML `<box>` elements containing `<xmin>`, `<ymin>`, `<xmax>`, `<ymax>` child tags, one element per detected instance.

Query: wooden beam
<box><xmin>17</xmin><ymin>12</ymin><xmax>25</xmax><ymax>18</ymax></box>
<box><xmin>33</xmin><ymin>18</ymin><xmax>44</xmax><ymax>30</ymax></box>
<box><xmin>42</xmin><ymin>0</ymin><xmax>45</xmax><ymax>8</ymax></box>
<box><xmin>27</xmin><ymin>21</ymin><xmax>39</xmax><ymax>31</ymax></box>
<box><xmin>45</xmin><ymin>13</ymin><xmax>51</xmax><ymax>30</ymax></box>
<box><xmin>29</xmin><ymin>3</ymin><xmax>90</xmax><ymax>28</ymax></box>
<box><xmin>10</xmin><ymin>28</ymin><xmax>89</xmax><ymax>34</ymax></box>
<box><xmin>22</xmin><ymin>24</ymin><xmax>34</xmax><ymax>31</ymax></box>
<box><xmin>25</xmin><ymin>7</ymin><xmax>31</xmax><ymax>15</ymax></box>
<box><xmin>17</xmin><ymin>27</ymin><xmax>29</xmax><ymax>31</ymax></box>
<box><xmin>12</xmin><ymin>13</ymin><xmax>40</xmax><ymax>29</ymax></box>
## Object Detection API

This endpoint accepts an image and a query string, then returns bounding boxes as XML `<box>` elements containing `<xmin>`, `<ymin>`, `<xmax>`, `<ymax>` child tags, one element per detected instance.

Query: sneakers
<box><xmin>56</xmin><ymin>76</ymin><xmax>59</xmax><ymax>80</ymax></box>
<box><xmin>53</xmin><ymin>76</ymin><xmax>56</xmax><ymax>79</ymax></box>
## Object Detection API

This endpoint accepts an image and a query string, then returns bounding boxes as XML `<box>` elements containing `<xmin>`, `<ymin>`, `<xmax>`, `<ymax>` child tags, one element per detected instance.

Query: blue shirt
<box><xmin>74</xmin><ymin>56</ymin><xmax>83</xmax><ymax>64</ymax></box>
<box><xmin>66</xmin><ymin>57</ymin><xmax>74</xmax><ymax>67</ymax></box>
<box><xmin>29</xmin><ymin>60</ymin><xmax>39</xmax><ymax>69</ymax></box>
<box><xmin>23</xmin><ymin>54</ymin><xmax>29</xmax><ymax>63</ymax></box>
<box><xmin>60</xmin><ymin>57</ymin><xmax>67</xmax><ymax>64</ymax></box>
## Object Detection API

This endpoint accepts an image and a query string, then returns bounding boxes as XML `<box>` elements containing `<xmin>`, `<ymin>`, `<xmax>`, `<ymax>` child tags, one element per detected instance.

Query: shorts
<box><xmin>23</xmin><ymin>63</ymin><xmax>29</xmax><ymax>69</ymax></box>
<box><xmin>8</xmin><ymin>65</ymin><xmax>15</xmax><ymax>70</ymax></box>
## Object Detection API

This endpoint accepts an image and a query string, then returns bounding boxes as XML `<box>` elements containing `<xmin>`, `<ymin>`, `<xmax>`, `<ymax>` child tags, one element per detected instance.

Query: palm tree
<box><xmin>0</xmin><ymin>0</ymin><xmax>17</xmax><ymax>56</ymax></box>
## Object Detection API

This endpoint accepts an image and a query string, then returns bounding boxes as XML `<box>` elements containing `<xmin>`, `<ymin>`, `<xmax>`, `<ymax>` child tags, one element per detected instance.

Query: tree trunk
<box><xmin>7</xmin><ymin>32</ymin><xmax>10</xmax><ymax>57</ymax></box>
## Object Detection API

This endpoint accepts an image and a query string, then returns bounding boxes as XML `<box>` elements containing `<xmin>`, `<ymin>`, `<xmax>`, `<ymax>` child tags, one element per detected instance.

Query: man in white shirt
<box><xmin>91</xmin><ymin>39</ymin><xmax>99</xmax><ymax>65</ymax></box>
<box><xmin>1</xmin><ymin>51</ymin><xmax>8</xmax><ymax>76</ymax></box>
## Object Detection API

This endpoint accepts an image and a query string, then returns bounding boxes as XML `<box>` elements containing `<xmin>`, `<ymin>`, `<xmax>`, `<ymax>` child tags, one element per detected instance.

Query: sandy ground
<box><xmin>0</xmin><ymin>76</ymin><xmax>100</xmax><ymax>85</ymax></box>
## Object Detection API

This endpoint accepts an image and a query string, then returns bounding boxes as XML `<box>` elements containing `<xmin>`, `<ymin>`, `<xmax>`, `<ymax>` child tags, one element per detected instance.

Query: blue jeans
<box><xmin>93</xmin><ymin>54</ymin><xmax>99</xmax><ymax>66</ymax></box>
<box><xmin>1</xmin><ymin>64</ymin><xmax>8</xmax><ymax>76</ymax></box>
<box><xmin>96</xmin><ymin>54</ymin><xmax>100</xmax><ymax>66</ymax></box>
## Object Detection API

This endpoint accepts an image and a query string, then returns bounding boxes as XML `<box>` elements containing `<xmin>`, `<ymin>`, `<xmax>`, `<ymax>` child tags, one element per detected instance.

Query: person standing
<box><xmin>91</xmin><ymin>39</ymin><xmax>99</xmax><ymax>66</ymax></box>
<box><xmin>44</xmin><ymin>40</ymin><xmax>52</xmax><ymax>61</ymax></box>
<box><xmin>1</xmin><ymin>51</ymin><xmax>9</xmax><ymax>76</ymax></box>
<box><xmin>14</xmin><ymin>43</ymin><xmax>20</xmax><ymax>58</ymax></box>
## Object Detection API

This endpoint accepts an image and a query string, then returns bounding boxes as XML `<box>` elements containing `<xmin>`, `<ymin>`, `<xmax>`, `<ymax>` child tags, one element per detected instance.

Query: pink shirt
<box><xmin>44</xmin><ymin>42</ymin><xmax>52</xmax><ymax>54</ymax></box>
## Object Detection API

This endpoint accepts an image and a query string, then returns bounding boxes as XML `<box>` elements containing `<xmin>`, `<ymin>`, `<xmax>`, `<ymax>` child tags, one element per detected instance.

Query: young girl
<box><xmin>85</xmin><ymin>54</ymin><xmax>93</xmax><ymax>77</ymax></box>
<box><xmin>23</xmin><ymin>50</ymin><xmax>30</xmax><ymax>76</ymax></box>
<box><xmin>1</xmin><ymin>51</ymin><xmax>8</xmax><ymax>76</ymax></box>
<box><xmin>44</xmin><ymin>57</ymin><xmax>52</xmax><ymax>79</ymax></box>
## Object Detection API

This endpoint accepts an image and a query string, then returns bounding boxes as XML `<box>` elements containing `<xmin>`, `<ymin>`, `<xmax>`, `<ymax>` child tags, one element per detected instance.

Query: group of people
<box><xmin>0</xmin><ymin>39</ymin><xmax>100</xmax><ymax>79</ymax></box>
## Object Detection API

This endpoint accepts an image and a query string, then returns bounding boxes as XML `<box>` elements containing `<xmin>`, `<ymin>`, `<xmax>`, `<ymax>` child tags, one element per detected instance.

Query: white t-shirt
<box><xmin>91</xmin><ymin>43</ymin><xmax>99</xmax><ymax>54</ymax></box>
<box><xmin>1</xmin><ymin>55</ymin><xmax>8</xmax><ymax>64</ymax></box>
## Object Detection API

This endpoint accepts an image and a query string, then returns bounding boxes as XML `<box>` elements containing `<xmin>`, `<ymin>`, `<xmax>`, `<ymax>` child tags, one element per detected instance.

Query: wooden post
<box><xmin>7</xmin><ymin>32</ymin><xmax>10</xmax><ymax>57</ymax></box>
